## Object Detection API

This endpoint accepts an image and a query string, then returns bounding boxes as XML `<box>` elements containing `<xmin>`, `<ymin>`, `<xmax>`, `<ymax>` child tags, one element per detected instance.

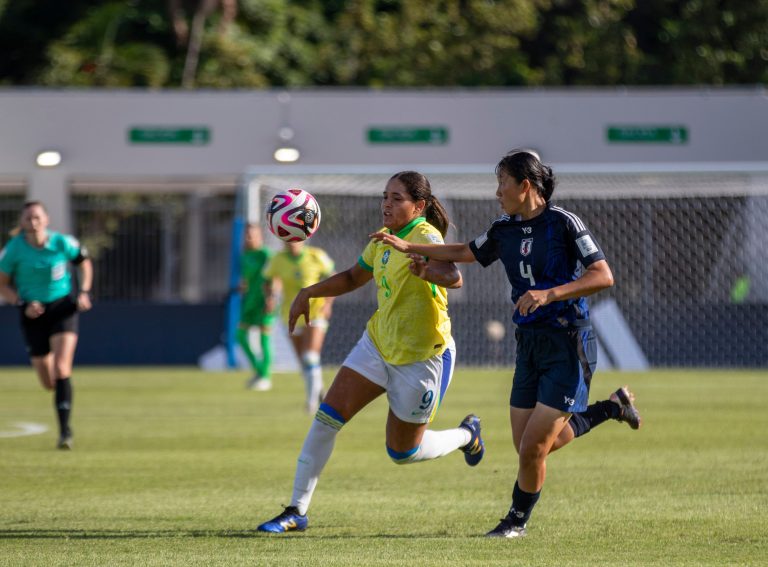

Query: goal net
<box><xmin>233</xmin><ymin>165</ymin><xmax>768</xmax><ymax>368</ymax></box>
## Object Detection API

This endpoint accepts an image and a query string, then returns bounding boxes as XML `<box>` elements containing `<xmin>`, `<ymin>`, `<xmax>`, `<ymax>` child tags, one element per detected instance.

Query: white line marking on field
<box><xmin>0</xmin><ymin>422</ymin><xmax>49</xmax><ymax>438</ymax></box>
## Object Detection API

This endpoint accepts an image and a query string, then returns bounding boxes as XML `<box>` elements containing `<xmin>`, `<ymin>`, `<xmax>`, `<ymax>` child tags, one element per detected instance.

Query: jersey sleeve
<box><xmin>468</xmin><ymin>225</ymin><xmax>499</xmax><ymax>267</ymax></box>
<box><xmin>316</xmin><ymin>249</ymin><xmax>335</xmax><ymax>277</ymax></box>
<box><xmin>263</xmin><ymin>256</ymin><xmax>277</xmax><ymax>279</ymax></box>
<box><xmin>411</xmin><ymin>224</ymin><xmax>445</xmax><ymax>246</ymax></box>
<box><xmin>57</xmin><ymin>233</ymin><xmax>84</xmax><ymax>261</ymax></box>
<box><xmin>358</xmin><ymin>239</ymin><xmax>376</xmax><ymax>272</ymax></box>
<box><xmin>0</xmin><ymin>241</ymin><xmax>16</xmax><ymax>275</ymax></box>
<box><xmin>564</xmin><ymin>217</ymin><xmax>606</xmax><ymax>267</ymax></box>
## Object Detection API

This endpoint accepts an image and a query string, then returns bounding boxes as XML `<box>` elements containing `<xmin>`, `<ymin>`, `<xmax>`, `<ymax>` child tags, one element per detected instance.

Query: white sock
<box><xmin>302</xmin><ymin>351</ymin><xmax>323</xmax><ymax>411</ymax></box>
<box><xmin>290</xmin><ymin>416</ymin><xmax>340</xmax><ymax>515</ymax></box>
<box><xmin>394</xmin><ymin>428</ymin><xmax>471</xmax><ymax>463</ymax></box>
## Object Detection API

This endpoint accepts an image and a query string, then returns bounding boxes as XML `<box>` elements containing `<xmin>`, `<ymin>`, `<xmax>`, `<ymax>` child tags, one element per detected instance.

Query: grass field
<box><xmin>1</xmin><ymin>366</ymin><xmax>766</xmax><ymax>566</ymax></box>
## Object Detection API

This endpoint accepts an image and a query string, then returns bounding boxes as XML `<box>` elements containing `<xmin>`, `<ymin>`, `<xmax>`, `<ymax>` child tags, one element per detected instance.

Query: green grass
<box><xmin>1</xmin><ymin>367</ymin><xmax>766</xmax><ymax>566</ymax></box>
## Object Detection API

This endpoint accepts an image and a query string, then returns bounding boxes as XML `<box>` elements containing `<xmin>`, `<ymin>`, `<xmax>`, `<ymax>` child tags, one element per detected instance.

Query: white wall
<box><xmin>1</xmin><ymin>87</ymin><xmax>766</xmax><ymax>230</ymax></box>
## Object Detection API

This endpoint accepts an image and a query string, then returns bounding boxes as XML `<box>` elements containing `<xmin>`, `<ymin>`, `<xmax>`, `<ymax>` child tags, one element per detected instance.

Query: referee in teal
<box><xmin>0</xmin><ymin>201</ymin><xmax>93</xmax><ymax>449</ymax></box>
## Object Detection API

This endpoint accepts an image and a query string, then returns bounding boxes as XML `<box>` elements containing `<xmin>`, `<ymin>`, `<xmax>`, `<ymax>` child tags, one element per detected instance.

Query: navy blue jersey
<box><xmin>468</xmin><ymin>204</ymin><xmax>606</xmax><ymax>328</ymax></box>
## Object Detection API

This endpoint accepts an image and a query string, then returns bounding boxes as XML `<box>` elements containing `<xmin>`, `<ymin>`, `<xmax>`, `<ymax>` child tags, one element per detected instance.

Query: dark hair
<box><xmin>9</xmin><ymin>201</ymin><xmax>47</xmax><ymax>236</ymax></box>
<box><xmin>388</xmin><ymin>171</ymin><xmax>450</xmax><ymax>237</ymax></box>
<box><xmin>23</xmin><ymin>200</ymin><xmax>46</xmax><ymax>212</ymax></box>
<box><xmin>495</xmin><ymin>150</ymin><xmax>556</xmax><ymax>203</ymax></box>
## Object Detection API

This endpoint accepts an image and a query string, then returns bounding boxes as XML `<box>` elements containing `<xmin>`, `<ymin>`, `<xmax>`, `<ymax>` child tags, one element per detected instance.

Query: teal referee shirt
<box><xmin>0</xmin><ymin>231</ymin><xmax>83</xmax><ymax>303</ymax></box>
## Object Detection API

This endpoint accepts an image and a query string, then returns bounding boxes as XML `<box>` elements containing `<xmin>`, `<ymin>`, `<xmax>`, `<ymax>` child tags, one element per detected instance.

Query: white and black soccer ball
<box><xmin>266</xmin><ymin>188</ymin><xmax>321</xmax><ymax>242</ymax></box>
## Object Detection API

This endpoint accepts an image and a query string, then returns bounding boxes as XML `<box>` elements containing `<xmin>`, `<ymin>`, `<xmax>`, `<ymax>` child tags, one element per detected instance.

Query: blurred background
<box><xmin>0</xmin><ymin>0</ymin><xmax>766</xmax><ymax>368</ymax></box>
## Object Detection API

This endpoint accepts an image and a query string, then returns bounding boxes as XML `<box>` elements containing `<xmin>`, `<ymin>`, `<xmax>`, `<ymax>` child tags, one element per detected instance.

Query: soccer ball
<box><xmin>266</xmin><ymin>188</ymin><xmax>321</xmax><ymax>242</ymax></box>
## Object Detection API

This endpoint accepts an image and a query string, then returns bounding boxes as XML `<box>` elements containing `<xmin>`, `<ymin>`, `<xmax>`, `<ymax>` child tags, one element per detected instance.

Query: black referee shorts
<box><xmin>19</xmin><ymin>295</ymin><xmax>79</xmax><ymax>357</ymax></box>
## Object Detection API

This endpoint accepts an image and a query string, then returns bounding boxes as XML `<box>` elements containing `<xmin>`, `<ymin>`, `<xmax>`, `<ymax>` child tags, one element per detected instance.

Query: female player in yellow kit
<box><xmin>257</xmin><ymin>171</ymin><xmax>484</xmax><ymax>533</ymax></box>
<box><xmin>263</xmin><ymin>239</ymin><xmax>335</xmax><ymax>413</ymax></box>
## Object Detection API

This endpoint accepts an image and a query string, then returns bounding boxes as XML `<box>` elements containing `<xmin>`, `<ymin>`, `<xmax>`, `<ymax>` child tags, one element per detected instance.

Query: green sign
<box><xmin>129</xmin><ymin>127</ymin><xmax>210</xmax><ymax>145</ymax></box>
<box><xmin>367</xmin><ymin>126</ymin><xmax>449</xmax><ymax>145</ymax></box>
<box><xmin>607</xmin><ymin>125</ymin><xmax>688</xmax><ymax>144</ymax></box>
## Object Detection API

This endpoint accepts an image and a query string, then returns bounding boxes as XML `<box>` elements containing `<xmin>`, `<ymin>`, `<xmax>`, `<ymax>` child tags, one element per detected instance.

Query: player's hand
<box><xmin>77</xmin><ymin>291</ymin><xmax>92</xmax><ymax>312</ymax></box>
<box><xmin>368</xmin><ymin>231</ymin><xmax>410</xmax><ymax>253</ymax></box>
<box><xmin>407</xmin><ymin>253</ymin><xmax>428</xmax><ymax>279</ymax></box>
<box><xmin>515</xmin><ymin>289</ymin><xmax>553</xmax><ymax>316</ymax></box>
<box><xmin>288</xmin><ymin>289</ymin><xmax>311</xmax><ymax>334</ymax></box>
<box><xmin>24</xmin><ymin>301</ymin><xmax>44</xmax><ymax>319</ymax></box>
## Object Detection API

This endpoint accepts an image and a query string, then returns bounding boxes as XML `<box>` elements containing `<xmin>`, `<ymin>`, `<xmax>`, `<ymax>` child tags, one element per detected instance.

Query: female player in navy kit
<box><xmin>371</xmin><ymin>150</ymin><xmax>641</xmax><ymax>537</ymax></box>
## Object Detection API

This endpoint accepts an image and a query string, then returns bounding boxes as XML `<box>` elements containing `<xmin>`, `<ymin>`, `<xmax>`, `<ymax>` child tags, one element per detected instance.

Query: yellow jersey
<box><xmin>264</xmin><ymin>246</ymin><xmax>335</xmax><ymax>326</ymax></box>
<box><xmin>358</xmin><ymin>217</ymin><xmax>452</xmax><ymax>365</ymax></box>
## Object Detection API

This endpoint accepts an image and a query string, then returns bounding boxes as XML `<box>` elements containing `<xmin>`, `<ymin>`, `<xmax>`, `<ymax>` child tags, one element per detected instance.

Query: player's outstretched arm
<box><xmin>407</xmin><ymin>254</ymin><xmax>462</xmax><ymax>289</ymax></box>
<box><xmin>368</xmin><ymin>232</ymin><xmax>476</xmax><ymax>263</ymax></box>
<box><xmin>288</xmin><ymin>264</ymin><xmax>372</xmax><ymax>333</ymax></box>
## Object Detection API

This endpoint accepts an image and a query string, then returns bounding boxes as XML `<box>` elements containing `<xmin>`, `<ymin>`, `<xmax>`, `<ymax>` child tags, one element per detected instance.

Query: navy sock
<box><xmin>509</xmin><ymin>481</ymin><xmax>541</xmax><ymax>527</ymax></box>
<box><xmin>568</xmin><ymin>400</ymin><xmax>620</xmax><ymax>438</ymax></box>
<box><xmin>55</xmin><ymin>378</ymin><xmax>72</xmax><ymax>437</ymax></box>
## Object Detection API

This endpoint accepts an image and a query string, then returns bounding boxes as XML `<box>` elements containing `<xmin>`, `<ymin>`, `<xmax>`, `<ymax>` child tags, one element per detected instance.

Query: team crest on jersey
<box><xmin>382</xmin><ymin>249</ymin><xmax>391</xmax><ymax>265</ymax></box>
<box><xmin>520</xmin><ymin>238</ymin><xmax>533</xmax><ymax>257</ymax></box>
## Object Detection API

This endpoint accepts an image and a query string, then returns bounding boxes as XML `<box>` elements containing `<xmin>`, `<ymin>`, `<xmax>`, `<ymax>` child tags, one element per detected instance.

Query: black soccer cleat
<box><xmin>485</xmin><ymin>514</ymin><xmax>527</xmax><ymax>538</ymax></box>
<box><xmin>610</xmin><ymin>386</ymin><xmax>642</xmax><ymax>430</ymax></box>
<box><xmin>57</xmin><ymin>434</ymin><xmax>74</xmax><ymax>450</ymax></box>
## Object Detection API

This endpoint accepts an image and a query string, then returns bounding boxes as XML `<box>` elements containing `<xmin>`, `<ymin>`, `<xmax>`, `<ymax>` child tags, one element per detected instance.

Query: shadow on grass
<box><xmin>0</xmin><ymin>529</ymin><xmax>464</xmax><ymax>540</ymax></box>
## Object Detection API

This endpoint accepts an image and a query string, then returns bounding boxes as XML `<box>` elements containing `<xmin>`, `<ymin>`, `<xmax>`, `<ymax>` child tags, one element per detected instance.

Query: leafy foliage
<box><xmin>0</xmin><ymin>0</ymin><xmax>765</xmax><ymax>87</ymax></box>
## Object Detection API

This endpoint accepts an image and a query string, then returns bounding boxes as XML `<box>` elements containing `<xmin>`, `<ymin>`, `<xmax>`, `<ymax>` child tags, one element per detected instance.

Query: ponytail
<box><xmin>423</xmin><ymin>195</ymin><xmax>449</xmax><ymax>238</ymax></box>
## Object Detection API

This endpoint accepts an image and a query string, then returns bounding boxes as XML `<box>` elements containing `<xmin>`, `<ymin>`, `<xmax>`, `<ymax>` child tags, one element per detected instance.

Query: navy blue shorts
<box><xmin>20</xmin><ymin>295</ymin><xmax>79</xmax><ymax>357</ymax></box>
<box><xmin>510</xmin><ymin>326</ymin><xmax>596</xmax><ymax>413</ymax></box>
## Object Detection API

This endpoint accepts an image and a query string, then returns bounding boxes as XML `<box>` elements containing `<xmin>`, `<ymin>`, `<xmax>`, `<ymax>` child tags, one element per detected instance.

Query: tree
<box><xmin>1</xmin><ymin>0</ymin><xmax>766</xmax><ymax>88</ymax></box>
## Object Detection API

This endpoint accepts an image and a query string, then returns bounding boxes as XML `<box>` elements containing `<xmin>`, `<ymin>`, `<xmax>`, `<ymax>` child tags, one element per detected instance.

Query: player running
<box><xmin>256</xmin><ymin>171</ymin><xmax>484</xmax><ymax>533</ymax></box>
<box><xmin>0</xmin><ymin>200</ymin><xmax>93</xmax><ymax>450</ymax></box>
<box><xmin>370</xmin><ymin>151</ymin><xmax>641</xmax><ymax>537</ymax></box>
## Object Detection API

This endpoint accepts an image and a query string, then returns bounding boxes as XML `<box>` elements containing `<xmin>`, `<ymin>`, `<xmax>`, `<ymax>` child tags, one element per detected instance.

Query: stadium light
<box><xmin>273</xmin><ymin>94</ymin><xmax>301</xmax><ymax>163</ymax></box>
<box><xmin>35</xmin><ymin>150</ymin><xmax>62</xmax><ymax>168</ymax></box>
<box><xmin>273</xmin><ymin>146</ymin><xmax>301</xmax><ymax>163</ymax></box>
<box><xmin>273</xmin><ymin>128</ymin><xmax>300</xmax><ymax>163</ymax></box>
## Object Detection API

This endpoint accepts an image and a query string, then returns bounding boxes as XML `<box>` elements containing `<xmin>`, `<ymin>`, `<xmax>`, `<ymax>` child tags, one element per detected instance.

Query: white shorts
<box><xmin>342</xmin><ymin>330</ymin><xmax>456</xmax><ymax>424</ymax></box>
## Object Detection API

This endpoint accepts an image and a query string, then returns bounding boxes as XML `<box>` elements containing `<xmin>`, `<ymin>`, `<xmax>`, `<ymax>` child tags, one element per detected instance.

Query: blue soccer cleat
<box><xmin>458</xmin><ymin>414</ymin><xmax>485</xmax><ymax>466</ymax></box>
<box><xmin>257</xmin><ymin>506</ymin><xmax>308</xmax><ymax>533</ymax></box>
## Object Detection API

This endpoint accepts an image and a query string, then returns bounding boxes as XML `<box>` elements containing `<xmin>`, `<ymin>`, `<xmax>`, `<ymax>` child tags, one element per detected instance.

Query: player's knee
<box><xmin>518</xmin><ymin>442</ymin><xmax>548</xmax><ymax>467</ymax></box>
<box><xmin>386</xmin><ymin>444</ymin><xmax>419</xmax><ymax>465</ymax></box>
<box><xmin>314</xmin><ymin>402</ymin><xmax>346</xmax><ymax>431</ymax></box>
<box><xmin>302</xmin><ymin>351</ymin><xmax>321</xmax><ymax>370</ymax></box>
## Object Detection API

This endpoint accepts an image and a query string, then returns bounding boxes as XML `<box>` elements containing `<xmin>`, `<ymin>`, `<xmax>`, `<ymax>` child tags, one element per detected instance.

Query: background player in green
<box><xmin>238</xmin><ymin>224</ymin><xmax>275</xmax><ymax>391</ymax></box>
<box><xmin>0</xmin><ymin>201</ymin><xmax>93</xmax><ymax>449</ymax></box>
